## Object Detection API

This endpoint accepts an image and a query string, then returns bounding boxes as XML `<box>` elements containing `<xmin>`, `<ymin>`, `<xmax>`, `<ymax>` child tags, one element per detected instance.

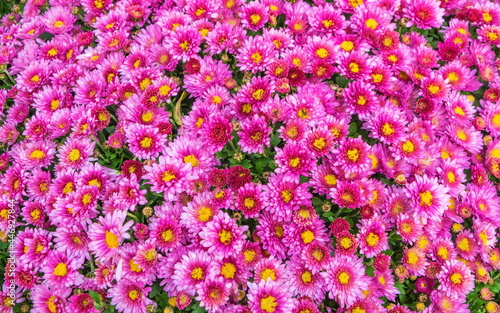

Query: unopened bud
<box><xmin>142</xmin><ymin>206</ymin><xmax>153</xmax><ymax>217</ymax></box>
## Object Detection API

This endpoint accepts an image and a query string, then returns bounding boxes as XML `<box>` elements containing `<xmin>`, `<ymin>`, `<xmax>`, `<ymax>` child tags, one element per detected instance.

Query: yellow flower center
<box><xmin>347</xmin><ymin>148</ymin><xmax>360</xmax><ymax>161</ymax></box>
<box><xmin>372</xmin><ymin>73</ymin><xmax>383</xmax><ymax>83</ymax></box>
<box><xmin>419</xmin><ymin>190</ymin><xmax>433</xmax><ymax>206</ymax></box>
<box><xmin>301</xmin><ymin>230</ymin><xmax>315</xmax><ymax>244</ymax></box>
<box><xmin>244</xmin><ymin>250</ymin><xmax>256</xmax><ymax>262</ymax></box>
<box><xmin>450</xmin><ymin>273</ymin><xmax>462</xmax><ymax>284</ymax></box>
<box><xmin>428</xmin><ymin>84</ymin><xmax>440</xmax><ymax>94</ymax></box>
<box><xmin>340</xmin><ymin>41</ymin><xmax>354</xmax><ymax>51</ymax></box>
<box><xmin>221</xmin><ymin>262</ymin><xmax>236</xmax><ymax>278</ymax></box>
<box><xmin>407</xmin><ymin>251</ymin><xmax>419</xmax><ymax>264</ymax></box>
<box><xmin>438</xmin><ymin>247</ymin><xmax>448</xmax><ymax>260</ymax></box>
<box><xmin>457</xmin><ymin>238</ymin><xmax>470</xmax><ymax>252</ymax></box>
<box><xmin>162</xmin><ymin>230</ymin><xmax>174</xmax><ymax>242</ymax></box>
<box><xmin>162</xmin><ymin>171</ymin><xmax>176</xmax><ymax>182</ymax></box>
<box><xmin>30</xmin><ymin>149</ymin><xmax>45</xmax><ymax>159</ymax></box>
<box><xmin>250</xmin><ymin>14</ymin><xmax>261</xmax><ymax>24</ymax></box>
<box><xmin>338</xmin><ymin>271</ymin><xmax>350</xmax><ymax>284</ymax></box>
<box><xmin>218</xmin><ymin>229</ymin><xmax>232</xmax><ymax>245</ymax></box>
<box><xmin>47</xmin><ymin>295</ymin><xmax>57</xmax><ymax>313</ymax></box>
<box><xmin>324</xmin><ymin>174</ymin><xmax>337</xmax><ymax>186</ymax></box>
<box><xmin>365</xmin><ymin>232</ymin><xmax>379</xmax><ymax>247</ymax></box>
<box><xmin>349</xmin><ymin>62</ymin><xmax>360</xmax><ymax>73</ymax></box>
<box><xmin>260</xmin><ymin>296</ymin><xmax>278</xmax><ymax>312</ymax></box>
<box><xmin>197</xmin><ymin>207</ymin><xmax>213</xmax><ymax>222</ymax></box>
<box><xmin>281</xmin><ymin>190</ymin><xmax>292</xmax><ymax>203</ymax></box>
<box><xmin>316</xmin><ymin>48</ymin><xmax>328</xmax><ymax>58</ymax></box>
<box><xmin>340</xmin><ymin>237</ymin><xmax>352</xmax><ymax>249</ymax></box>
<box><xmin>68</xmin><ymin>149</ymin><xmax>81</xmax><ymax>162</ymax></box>
<box><xmin>402</xmin><ymin>140</ymin><xmax>415</xmax><ymax>153</ymax></box>
<box><xmin>301</xmin><ymin>271</ymin><xmax>312</xmax><ymax>283</ymax></box>
<box><xmin>289</xmin><ymin>157</ymin><xmax>300</xmax><ymax>168</ymax></box>
<box><xmin>244</xmin><ymin>198</ymin><xmax>255</xmax><ymax>208</ymax></box>
<box><xmin>456</xmin><ymin>130</ymin><xmax>467</xmax><ymax>141</ymax></box>
<box><xmin>251</xmin><ymin>52</ymin><xmax>262</xmax><ymax>63</ymax></box>
<box><xmin>365</xmin><ymin>18</ymin><xmax>378</xmax><ymax>30</ymax></box>
<box><xmin>381</xmin><ymin>123</ymin><xmax>395</xmax><ymax>136</ymax></box>
<box><xmin>53</xmin><ymin>263</ymin><xmax>68</xmax><ymax>276</ymax></box>
<box><xmin>140</xmin><ymin>137</ymin><xmax>153</xmax><ymax>148</ymax></box>
<box><xmin>105</xmin><ymin>231</ymin><xmax>119</xmax><ymax>249</ymax></box>
<box><xmin>128</xmin><ymin>290</ymin><xmax>139</xmax><ymax>301</ymax></box>
<box><xmin>261</xmin><ymin>268</ymin><xmax>276</xmax><ymax>281</ymax></box>
<box><xmin>191</xmin><ymin>267</ymin><xmax>204</xmax><ymax>280</ymax></box>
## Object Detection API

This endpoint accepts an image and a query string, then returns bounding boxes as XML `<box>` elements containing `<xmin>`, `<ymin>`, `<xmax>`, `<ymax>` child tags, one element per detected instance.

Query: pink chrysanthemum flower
<box><xmin>201</xmin><ymin>115</ymin><xmax>232</xmax><ymax>150</ymax></box>
<box><xmin>292</xmin><ymin>298</ymin><xmax>321</xmax><ymax>313</ymax></box>
<box><xmin>240</xmin><ymin>2</ymin><xmax>269</xmax><ymax>31</ymax></box>
<box><xmin>88</xmin><ymin>211</ymin><xmax>133</xmax><ymax>262</ymax></box>
<box><xmin>403</xmin><ymin>247</ymin><xmax>428</xmax><ymax>276</ymax></box>
<box><xmin>43</xmin><ymin>6</ymin><xmax>76</xmax><ymax>34</ymax></box>
<box><xmin>323</xmin><ymin>254</ymin><xmax>370</xmax><ymax>308</ymax></box>
<box><xmin>56</xmin><ymin>137</ymin><xmax>95</xmax><ymax>170</ymax></box>
<box><xmin>180</xmin><ymin>192</ymin><xmax>220</xmax><ymax>234</ymax></box>
<box><xmin>372</xmin><ymin>269</ymin><xmax>400</xmax><ymax>302</ymax></box>
<box><xmin>330</xmin><ymin>180</ymin><xmax>367</xmax><ymax>209</ymax></box>
<box><xmin>125</xmin><ymin>124</ymin><xmax>167</xmax><ymax>160</ymax></box>
<box><xmin>473</xmin><ymin>219</ymin><xmax>498</xmax><ymax>261</ymax></box>
<box><xmin>455</xmin><ymin>229</ymin><xmax>479</xmax><ymax>261</ymax></box>
<box><xmin>428</xmin><ymin>290</ymin><xmax>470</xmax><ymax>313</ymax></box>
<box><xmin>307</xmin><ymin>4</ymin><xmax>346</xmax><ymax>34</ymax></box>
<box><xmin>200</xmin><ymin>212</ymin><xmax>248</xmax><ymax>259</ymax></box>
<box><xmin>32</xmin><ymin>285</ymin><xmax>71</xmax><ymax>313</ymax></box>
<box><xmin>275</xmin><ymin>142</ymin><xmax>315</xmax><ymax>177</ymax></box>
<box><xmin>350</xmin><ymin>4</ymin><xmax>393</xmax><ymax>36</ymax></box>
<box><xmin>170</xmin><ymin>25</ymin><xmax>202</xmax><ymax>61</ymax></box>
<box><xmin>284</xmin><ymin>219</ymin><xmax>329</xmax><ymax>255</ymax></box>
<box><xmin>396</xmin><ymin>214</ymin><xmax>423</xmax><ymax>244</ymax></box>
<box><xmin>332</xmin><ymin>137</ymin><xmax>372</xmax><ymax>178</ymax></box>
<box><xmin>42</xmin><ymin>250</ymin><xmax>84</xmax><ymax>288</ymax></box>
<box><xmin>335</xmin><ymin>231</ymin><xmax>358</xmax><ymax>256</ymax></box>
<box><xmin>403</xmin><ymin>0</ymin><xmax>445</xmax><ymax>29</ymax></box>
<box><xmin>109</xmin><ymin>279</ymin><xmax>153</xmax><ymax>313</ymax></box>
<box><xmin>357</xmin><ymin>217</ymin><xmax>389</xmax><ymax>258</ymax></box>
<box><xmin>236</xmin><ymin>183</ymin><xmax>263</xmax><ymax>218</ymax></box>
<box><xmin>13</xmin><ymin>139</ymin><xmax>56</xmax><ymax>170</ymax></box>
<box><xmin>238</xmin><ymin>115</ymin><xmax>271</xmax><ymax>154</ymax></box>
<box><xmin>172</xmin><ymin>250</ymin><xmax>215</xmax><ymax>296</ymax></box>
<box><xmin>53</xmin><ymin>225</ymin><xmax>90</xmax><ymax>261</ymax></box>
<box><xmin>440</xmin><ymin>61</ymin><xmax>482</xmax><ymax>92</ymax></box>
<box><xmin>342</xmin><ymin>81</ymin><xmax>378</xmax><ymax>118</ymax></box>
<box><xmin>446</xmin><ymin>124</ymin><xmax>483</xmax><ymax>155</ymax></box>
<box><xmin>254</xmin><ymin>256</ymin><xmax>286</xmax><ymax>283</ymax></box>
<box><xmin>143</xmin><ymin>157</ymin><xmax>197</xmax><ymax>200</ymax></box>
<box><xmin>68</xmin><ymin>293</ymin><xmax>99</xmax><ymax>313</ymax></box>
<box><xmin>237</xmin><ymin>36</ymin><xmax>275</xmax><ymax>73</ymax></box>
<box><xmin>432</xmin><ymin>238</ymin><xmax>457</xmax><ymax>264</ymax></box>
<box><xmin>405</xmin><ymin>174</ymin><xmax>451</xmax><ymax>224</ymax></box>
<box><xmin>149</xmin><ymin>214</ymin><xmax>181</xmax><ymax>253</ymax></box>
<box><xmin>262</xmin><ymin>173</ymin><xmax>312</xmax><ymax>222</ymax></box>
<box><xmin>255</xmin><ymin>213</ymin><xmax>288</xmax><ymax>260</ymax></box>
<box><xmin>437</xmin><ymin>259</ymin><xmax>474</xmax><ymax>299</ymax></box>
<box><xmin>301</xmin><ymin>242</ymin><xmax>331</xmax><ymax>273</ymax></box>
<box><xmin>196</xmin><ymin>277</ymin><xmax>232</xmax><ymax>312</ymax></box>
<box><xmin>364</xmin><ymin>106</ymin><xmax>407</xmax><ymax>144</ymax></box>
<box><xmin>247</xmin><ymin>279</ymin><xmax>294</xmax><ymax>313</ymax></box>
<box><xmin>286</xmin><ymin>258</ymin><xmax>326</xmax><ymax>302</ymax></box>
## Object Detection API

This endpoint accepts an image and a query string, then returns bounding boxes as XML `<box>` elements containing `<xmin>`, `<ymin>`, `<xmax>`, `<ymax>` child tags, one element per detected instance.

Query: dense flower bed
<box><xmin>2</xmin><ymin>0</ymin><xmax>500</xmax><ymax>312</ymax></box>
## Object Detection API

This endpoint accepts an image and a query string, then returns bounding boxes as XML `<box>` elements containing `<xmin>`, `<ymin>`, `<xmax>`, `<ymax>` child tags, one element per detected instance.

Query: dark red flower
<box><xmin>228</xmin><ymin>165</ymin><xmax>252</xmax><ymax>189</ymax></box>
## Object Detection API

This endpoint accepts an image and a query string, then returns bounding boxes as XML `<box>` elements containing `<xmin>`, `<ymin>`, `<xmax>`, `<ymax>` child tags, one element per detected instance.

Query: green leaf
<box><xmin>89</xmin><ymin>290</ymin><xmax>103</xmax><ymax>309</ymax></box>
<box><xmin>348</xmin><ymin>122</ymin><xmax>358</xmax><ymax>137</ymax></box>
<box><xmin>312</xmin><ymin>197</ymin><xmax>323</xmax><ymax>207</ymax></box>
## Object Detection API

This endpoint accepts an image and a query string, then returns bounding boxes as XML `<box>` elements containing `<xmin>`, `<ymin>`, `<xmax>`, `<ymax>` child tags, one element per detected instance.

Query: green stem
<box><xmin>89</xmin><ymin>255</ymin><xmax>95</xmax><ymax>272</ymax></box>
<box><xmin>127</xmin><ymin>212</ymin><xmax>139</xmax><ymax>221</ymax></box>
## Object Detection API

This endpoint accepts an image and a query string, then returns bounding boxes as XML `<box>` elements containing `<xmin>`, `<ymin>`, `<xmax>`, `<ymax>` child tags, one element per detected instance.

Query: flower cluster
<box><xmin>1</xmin><ymin>0</ymin><xmax>500</xmax><ymax>312</ymax></box>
